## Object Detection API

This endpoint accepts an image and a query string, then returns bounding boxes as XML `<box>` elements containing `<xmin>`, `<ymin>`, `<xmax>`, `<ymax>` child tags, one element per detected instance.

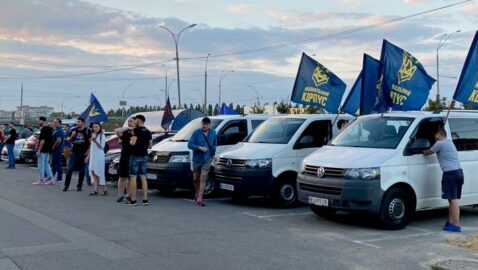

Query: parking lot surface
<box><xmin>1</xmin><ymin>164</ymin><xmax>477</xmax><ymax>270</ymax></box>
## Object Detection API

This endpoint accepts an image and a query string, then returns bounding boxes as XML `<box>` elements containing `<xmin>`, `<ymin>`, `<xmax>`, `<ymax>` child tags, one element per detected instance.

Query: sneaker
<box><xmin>33</xmin><ymin>180</ymin><xmax>45</xmax><ymax>185</ymax></box>
<box><xmin>196</xmin><ymin>199</ymin><xmax>206</xmax><ymax>207</ymax></box>
<box><xmin>46</xmin><ymin>180</ymin><xmax>56</xmax><ymax>185</ymax></box>
<box><xmin>444</xmin><ymin>220</ymin><xmax>451</xmax><ymax>228</ymax></box>
<box><xmin>76</xmin><ymin>188</ymin><xmax>82</xmax><ymax>192</ymax></box>
<box><xmin>125</xmin><ymin>200</ymin><xmax>137</xmax><ymax>206</ymax></box>
<box><xmin>116</xmin><ymin>195</ymin><xmax>125</xmax><ymax>203</ymax></box>
<box><xmin>443</xmin><ymin>224</ymin><xmax>462</xmax><ymax>233</ymax></box>
<box><xmin>62</xmin><ymin>187</ymin><xmax>68</xmax><ymax>192</ymax></box>
<box><xmin>142</xmin><ymin>200</ymin><xmax>149</xmax><ymax>206</ymax></box>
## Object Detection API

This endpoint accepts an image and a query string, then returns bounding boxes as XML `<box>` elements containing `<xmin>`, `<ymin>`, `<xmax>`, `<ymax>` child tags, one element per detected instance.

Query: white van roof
<box><xmin>209</xmin><ymin>114</ymin><xmax>275</xmax><ymax>121</ymax></box>
<box><xmin>269</xmin><ymin>114</ymin><xmax>353</xmax><ymax>120</ymax></box>
<box><xmin>359</xmin><ymin>110</ymin><xmax>478</xmax><ymax>120</ymax></box>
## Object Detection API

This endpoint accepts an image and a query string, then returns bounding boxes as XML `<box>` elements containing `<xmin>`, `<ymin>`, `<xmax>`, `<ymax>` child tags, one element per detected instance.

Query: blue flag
<box><xmin>341</xmin><ymin>71</ymin><xmax>362</xmax><ymax>116</ymax></box>
<box><xmin>219</xmin><ymin>103</ymin><xmax>239</xmax><ymax>115</ymax></box>
<box><xmin>79</xmin><ymin>93</ymin><xmax>108</xmax><ymax>124</ymax></box>
<box><xmin>361</xmin><ymin>54</ymin><xmax>381</xmax><ymax>115</ymax></box>
<box><xmin>291</xmin><ymin>53</ymin><xmax>347</xmax><ymax>113</ymax></box>
<box><xmin>161</xmin><ymin>97</ymin><xmax>175</xmax><ymax>130</ymax></box>
<box><xmin>378</xmin><ymin>40</ymin><xmax>436</xmax><ymax>111</ymax></box>
<box><xmin>453</xmin><ymin>31</ymin><xmax>478</xmax><ymax>107</ymax></box>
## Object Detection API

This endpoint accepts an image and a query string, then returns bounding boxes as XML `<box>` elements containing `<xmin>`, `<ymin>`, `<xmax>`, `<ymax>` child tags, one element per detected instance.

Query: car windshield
<box><xmin>247</xmin><ymin>118</ymin><xmax>305</xmax><ymax>144</ymax></box>
<box><xmin>331</xmin><ymin>116</ymin><xmax>414</xmax><ymax>149</ymax></box>
<box><xmin>170</xmin><ymin>118</ymin><xmax>223</xmax><ymax>142</ymax></box>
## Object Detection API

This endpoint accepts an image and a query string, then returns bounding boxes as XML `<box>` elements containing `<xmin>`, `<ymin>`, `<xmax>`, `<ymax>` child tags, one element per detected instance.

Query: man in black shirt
<box><xmin>34</xmin><ymin>117</ymin><xmax>54</xmax><ymax>185</ymax></box>
<box><xmin>126</xmin><ymin>115</ymin><xmax>152</xmax><ymax>206</ymax></box>
<box><xmin>63</xmin><ymin>118</ymin><xmax>91</xmax><ymax>192</ymax></box>
<box><xmin>115</xmin><ymin>117</ymin><xmax>134</xmax><ymax>202</ymax></box>
<box><xmin>5</xmin><ymin>122</ymin><xmax>17</xmax><ymax>169</ymax></box>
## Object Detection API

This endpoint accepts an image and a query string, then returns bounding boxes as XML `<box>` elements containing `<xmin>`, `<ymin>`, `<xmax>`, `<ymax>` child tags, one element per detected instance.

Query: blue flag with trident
<box><xmin>377</xmin><ymin>40</ymin><xmax>436</xmax><ymax>111</ymax></box>
<box><xmin>79</xmin><ymin>93</ymin><xmax>108</xmax><ymax>124</ymax></box>
<box><xmin>453</xmin><ymin>31</ymin><xmax>478</xmax><ymax>108</ymax></box>
<box><xmin>291</xmin><ymin>53</ymin><xmax>347</xmax><ymax>113</ymax></box>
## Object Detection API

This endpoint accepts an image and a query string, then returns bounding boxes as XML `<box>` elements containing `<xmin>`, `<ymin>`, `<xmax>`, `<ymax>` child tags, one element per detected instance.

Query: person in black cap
<box><xmin>126</xmin><ymin>114</ymin><xmax>152</xmax><ymax>206</ymax></box>
<box><xmin>34</xmin><ymin>117</ymin><xmax>54</xmax><ymax>185</ymax></box>
<box><xmin>188</xmin><ymin>117</ymin><xmax>217</xmax><ymax>207</ymax></box>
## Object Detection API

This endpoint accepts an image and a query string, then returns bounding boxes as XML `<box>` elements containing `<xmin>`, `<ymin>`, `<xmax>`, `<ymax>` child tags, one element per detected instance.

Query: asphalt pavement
<box><xmin>1</xmin><ymin>163</ymin><xmax>478</xmax><ymax>270</ymax></box>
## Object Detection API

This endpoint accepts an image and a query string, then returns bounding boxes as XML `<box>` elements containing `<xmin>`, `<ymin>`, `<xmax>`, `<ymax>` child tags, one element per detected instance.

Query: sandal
<box><xmin>89</xmin><ymin>191</ymin><xmax>98</xmax><ymax>196</ymax></box>
<box><xmin>100</xmin><ymin>190</ymin><xmax>108</xmax><ymax>196</ymax></box>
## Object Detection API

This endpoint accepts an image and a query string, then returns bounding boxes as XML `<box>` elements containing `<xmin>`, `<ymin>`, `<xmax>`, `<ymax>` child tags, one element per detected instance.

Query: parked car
<box><xmin>1</xmin><ymin>138</ymin><xmax>26</xmax><ymax>162</ymax></box>
<box><xmin>108</xmin><ymin>133</ymin><xmax>172</xmax><ymax>181</ymax></box>
<box><xmin>145</xmin><ymin>115</ymin><xmax>273</xmax><ymax>195</ymax></box>
<box><xmin>215</xmin><ymin>114</ymin><xmax>353</xmax><ymax>207</ymax></box>
<box><xmin>19</xmin><ymin>132</ymin><xmax>41</xmax><ymax>163</ymax></box>
<box><xmin>297</xmin><ymin>111</ymin><xmax>478</xmax><ymax>230</ymax></box>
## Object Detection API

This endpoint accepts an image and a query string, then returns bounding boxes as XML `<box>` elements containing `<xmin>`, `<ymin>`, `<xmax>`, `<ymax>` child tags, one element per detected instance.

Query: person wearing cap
<box><xmin>34</xmin><ymin>117</ymin><xmax>54</xmax><ymax>185</ymax></box>
<box><xmin>126</xmin><ymin>115</ymin><xmax>152</xmax><ymax>206</ymax></box>
<box><xmin>187</xmin><ymin>117</ymin><xmax>217</xmax><ymax>207</ymax></box>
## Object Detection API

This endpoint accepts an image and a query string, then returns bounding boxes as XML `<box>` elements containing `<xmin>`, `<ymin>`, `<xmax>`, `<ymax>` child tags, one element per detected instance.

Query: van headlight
<box><xmin>169</xmin><ymin>154</ymin><xmax>190</xmax><ymax>163</ymax></box>
<box><xmin>245</xmin><ymin>159</ymin><xmax>272</xmax><ymax>169</ymax></box>
<box><xmin>344</xmin><ymin>168</ymin><xmax>380</xmax><ymax>180</ymax></box>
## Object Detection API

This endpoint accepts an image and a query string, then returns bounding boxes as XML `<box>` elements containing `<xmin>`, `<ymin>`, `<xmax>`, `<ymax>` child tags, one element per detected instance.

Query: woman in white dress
<box><xmin>87</xmin><ymin>123</ymin><xmax>107</xmax><ymax>196</ymax></box>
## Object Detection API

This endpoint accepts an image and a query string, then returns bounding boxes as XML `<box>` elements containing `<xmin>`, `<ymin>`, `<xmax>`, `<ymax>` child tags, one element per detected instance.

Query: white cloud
<box><xmin>226</xmin><ymin>4</ymin><xmax>256</xmax><ymax>15</ymax></box>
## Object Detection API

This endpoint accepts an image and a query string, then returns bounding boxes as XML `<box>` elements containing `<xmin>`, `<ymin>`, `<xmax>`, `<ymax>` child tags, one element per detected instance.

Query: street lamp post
<box><xmin>204</xmin><ymin>53</ymin><xmax>211</xmax><ymax>113</ymax></box>
<box><xmin>121</xmin><ymin>84</ymin><xmax>133</xmax><ymax>117</ymax></box>
<box><xmin>436</xmin><ymin>30</ymin><xmax>461</xmax><ymax>102</ymax></box>
<box><xmin>218</xmin><ymin>70</ymin><xmax>234</xmax><ymax>106</ymax></box>
<box><xmin>159</xmin><ymin>23</ymin><xmax>197</xmax><ymax>108</ymax></box>
<box><xmin>247</xmin><ymin>85</ymin><xmax>262</xmax><ymax>104</ymax></box>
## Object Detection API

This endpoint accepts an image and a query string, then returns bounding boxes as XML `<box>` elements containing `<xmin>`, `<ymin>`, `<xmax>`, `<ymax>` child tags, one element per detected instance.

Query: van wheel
<box><xmin>272</xmin><ymin>179</ymin><xmax>297</xmax><ymax>207</ymax></box>
<box><xmin>310</xmin><ymin>205</ymin><xmax>337</xmax><ymax>218</ymax></box>
<box><xmin>379</xmin><ymin>188</ymin><xmax>413</xmax><ymax>230</ymax></box>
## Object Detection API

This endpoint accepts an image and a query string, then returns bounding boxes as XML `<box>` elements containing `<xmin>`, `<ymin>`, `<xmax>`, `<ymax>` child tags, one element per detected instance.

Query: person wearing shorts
<box><xmin>115</xmin><ymin>118</ymin><xmax>134</xmax><ymax>202</ymax></box>
<box><xmin>188</xmin><ymin>117</ymin><xmax>217</xmax><ymax>207</ymax></box>
<box><xmin>126</xmin><ymin>115</ymin><xmax>152</xmax><ymax>206</ymax></box>
<box><xmin>423</xmin><ymin>128</ymin><xmax>464</xmax><ymax>232</ymax></box>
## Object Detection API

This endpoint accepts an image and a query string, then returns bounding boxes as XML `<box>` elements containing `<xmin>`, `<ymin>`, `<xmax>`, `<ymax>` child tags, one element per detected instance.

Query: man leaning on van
<box><xmin>422</xmin><ymin>128</ymin><xmax>464</xmax><ymax>233</ymax></box>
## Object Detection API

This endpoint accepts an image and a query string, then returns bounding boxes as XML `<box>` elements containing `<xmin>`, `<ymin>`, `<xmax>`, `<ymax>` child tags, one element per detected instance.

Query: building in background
<box><xmin>15</xmin><ymin>106</ymin><xmax>54</xmax><ymax>119</ymax></box>
<box><xmin>243</xmin><ymin>104</ymin><xmax>279</xmax><ymax>114</ymax></box>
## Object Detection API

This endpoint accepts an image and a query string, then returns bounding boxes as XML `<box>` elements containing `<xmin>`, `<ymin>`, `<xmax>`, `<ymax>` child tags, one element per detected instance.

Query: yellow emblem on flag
<box><xmin>312</xmin><ymin>66</ymin><xmax>329</xmax><ymax>87</ymax></box>
<box><xmin>398</xmin><ymin>52</ymin><xmax>417</xmax><ymax>84</ymax></box>
<box><xmin>89</xmin><ymin>105</ymin><xmax>101</xmax><ymax>117</ymax></box>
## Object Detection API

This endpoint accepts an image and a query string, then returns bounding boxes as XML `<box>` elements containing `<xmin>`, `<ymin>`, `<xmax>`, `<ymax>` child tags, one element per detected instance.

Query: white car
<box><xmin>1</xmin><ymin>139</ymin><xmax>26</xmax><ymax>162</ymax></box>
<box><xmin>297</xmin><ymin>111</ymin><xmax>478</xmax><ymax>229</ymax></box>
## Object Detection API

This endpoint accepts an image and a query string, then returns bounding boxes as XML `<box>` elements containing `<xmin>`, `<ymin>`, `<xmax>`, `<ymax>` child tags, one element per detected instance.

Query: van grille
<box><xmin>149</xmin><ymin>152</ymin><xmax>170</xmax><ymax>163</ymax></box>
<box><xmin>303</xmin><ymin>165</ymin><xmax>345</xmax><ymax>178</ymax></box>
<box><xmin>299</xmin><ymin>183</ymin><xmax>342</xmax><ymax>196</ymax></box>
<box><xmin>217</xmin><ymin>158</ymin><xmax>246</xmax><ymax>168</ymax></box>
<box><xmin>215</xmin><ymin>172</ymin><xmax>243</xmax><ymax>182</ymax></box>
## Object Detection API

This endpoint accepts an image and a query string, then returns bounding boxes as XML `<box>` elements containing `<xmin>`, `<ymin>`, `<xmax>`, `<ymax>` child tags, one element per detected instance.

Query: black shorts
<box><xmin>442</xmin><ymin>169</ymin><xmax>464</xmax><ymax>200</ymax></box>
<box><xmin>119</xmin><ymin>155</ymin><xmax>131</xmax><ymax>178</ymax></box>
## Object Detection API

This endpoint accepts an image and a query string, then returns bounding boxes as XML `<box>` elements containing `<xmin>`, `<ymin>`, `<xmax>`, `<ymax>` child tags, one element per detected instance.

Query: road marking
<box><xmin>0</xmin><ymin>197</ymin><xmax>142</xmax><ymax>260</ymax></box>
<box><xmin>0</xmin><ymin>258</ymin><xmax>21</xmax><ymax>270</ymax></box>
<box><xmin>2</xmin><ymin>243</ymin><xmax>80</xmax><ymax>257</ymax></box>
<box><xmin>241</xmin><ymin>212</ymin><xmax>273</xmax><ymax>221</ymax></box>
<box><xmin>260</xmin><ymin>212</ymin><xmax>314</xmax><ymax>219</ymax></box>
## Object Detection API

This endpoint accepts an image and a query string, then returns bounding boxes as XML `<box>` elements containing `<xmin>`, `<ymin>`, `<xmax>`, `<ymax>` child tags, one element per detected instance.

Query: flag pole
<box><xmin>444</xmin><ymin>100</ymin><xmax>453</xmax><ymax>124</ymax></box>
<box><xmin>331</xmin><ymin>108</ymin><xmax>341</xmax><ymax>129</ymax></box>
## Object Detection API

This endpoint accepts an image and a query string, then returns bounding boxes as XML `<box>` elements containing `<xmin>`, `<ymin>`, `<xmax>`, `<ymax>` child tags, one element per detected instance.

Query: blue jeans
<box><xmin>6</xmin><ymin>144</ymin><xmax>15</xmax><ymax>168</ymax></box>
<box><xmin>51</xmin><ymin>151</ymin><xmax>63</xmax><ymax>181</ymax></box>
<box><xmin>38</xmin><ymin>153</ymin><xmax>53</xmax><ymax>180</ymax></box>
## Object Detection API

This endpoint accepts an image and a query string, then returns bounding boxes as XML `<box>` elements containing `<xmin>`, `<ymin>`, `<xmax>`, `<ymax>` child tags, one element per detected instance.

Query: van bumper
<box><xmin>146</xmin><ymin>162</ymin><xmax>192</xmax><ymax>189</ymax></box>
<box><xmin>215</xmin><ymin>165</ymin><xmax>274</xmax><ymax>196</ymax></box>
<box><xmin>297</xmin><ymin>173</ymin><xmax>383</xmax><ymax>213</ymax></box>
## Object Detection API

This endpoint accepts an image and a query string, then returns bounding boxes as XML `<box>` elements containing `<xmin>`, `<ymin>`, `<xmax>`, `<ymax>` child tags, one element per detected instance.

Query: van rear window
<box><xmin>449</xmin><ymin>118</ymin><xmax>478</xmax><ymax>151</ymax></box>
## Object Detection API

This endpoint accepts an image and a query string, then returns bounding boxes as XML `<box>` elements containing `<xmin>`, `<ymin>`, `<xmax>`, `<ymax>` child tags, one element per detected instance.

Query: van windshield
<box><xmin>331</xmin><ymin>116</ymin><xmax>413</xmax><ymax>149</ymax></box>
<box><xmin>247</xmin><ymin>118</ymin><xmax>305</xmax><ymax>144</ymax></box>
<box><xmin>170</xmin><ymin>118</ymin><xmax>223</xmax><ymax>142</ymax></box>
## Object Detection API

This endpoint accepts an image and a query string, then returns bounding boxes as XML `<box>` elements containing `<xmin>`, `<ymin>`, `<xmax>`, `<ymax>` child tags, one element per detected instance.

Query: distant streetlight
<box><xmin>121</xmin><ymin>84</ymin><xmax>134</xmax><ymax>117</ymax></box>
<box><xmin>159</xmin><ymin>23</ymin><xmax>197</xmax><ymax>108</ymax></box>
<box><xmin>218</xmin><ymin>70</ymin><xmax>234</xmax><ymax>105</ymax></box>
<box><xmin>204</xmin><ymin>53</ymin><xmax>211</xmax><ymax>113</ymax></box>
<box><xmin>436</xmin><ymin>30</ymin><xmax>461</xmax><ymax>101</ymax></box>
<box><xmin>247</xmin><ymin>85</ymin><xmax>262</xmax><ymax>104</ymax></box>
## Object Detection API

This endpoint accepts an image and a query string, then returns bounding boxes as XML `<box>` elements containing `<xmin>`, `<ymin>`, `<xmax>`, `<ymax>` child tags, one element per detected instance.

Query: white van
<box><xmin>146</xmin><ymin>115</ymin><xmax>272</xmax><ymax>194</ymax></box>
<box><xmin>297</xmin><ymin>111</ymin><xmax>478</xmax><ymax>229</ymax></box>
<box><xmin>215</xmin><ymin>114</ymin><xmax>353</xmax><ymax>207</ymax></box>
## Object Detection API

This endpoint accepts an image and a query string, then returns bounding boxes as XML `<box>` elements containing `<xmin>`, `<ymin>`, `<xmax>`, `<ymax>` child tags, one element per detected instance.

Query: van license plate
<box><xmin>220</xmin><ymin>183</ymin><xmax>234</xmax><ymax>191</ymax></box>
<box><xmin>146</xmin><ymin>173</ymin><xmax>157</xmax><ymax>180</ymax></box>
<box><xmin>308</xmin><ymin>196</ymin><xmax>328</xmax><ymax>207</ymax></box>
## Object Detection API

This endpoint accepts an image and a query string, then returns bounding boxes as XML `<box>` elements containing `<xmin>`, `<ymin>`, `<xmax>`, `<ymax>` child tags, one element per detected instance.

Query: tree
<box><xmin>305</xmin><ymin>106</ymin><xmax>319</xmax><ymax>114</ymax></box>
<box><xmin>235</xmin><ymin>104</ymin><xmax>243</xmax><ymax>114</ymax></box>
<box><xmin>249</xmin><ymin>103</ymin><xmax>266</xmax><ymax>114</ymax></box>
<box><xmin>276</xmin><ymin>100</ymin><xmax>290</xmax><ymax>114</ymax></box>
<box><xmin>424</xmin><ymin>97</ymin><xmax>447</xmax><ymax>111</ymax></box>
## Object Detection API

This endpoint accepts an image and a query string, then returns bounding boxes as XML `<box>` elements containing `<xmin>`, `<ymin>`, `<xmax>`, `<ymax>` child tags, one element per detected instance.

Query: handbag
<box><xmin>200</xmin><ymin>132</ymin><xmax>214</xmax><ymax>158</ymax></box>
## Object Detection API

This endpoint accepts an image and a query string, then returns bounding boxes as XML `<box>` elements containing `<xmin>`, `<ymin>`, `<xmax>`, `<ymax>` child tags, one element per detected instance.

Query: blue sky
<box><xmin>0</xmin><ymin>0</ymin><xmax>477</xmax><ymax>112</ymax></box>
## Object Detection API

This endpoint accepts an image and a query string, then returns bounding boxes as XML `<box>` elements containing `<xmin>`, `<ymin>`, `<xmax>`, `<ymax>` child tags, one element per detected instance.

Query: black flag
<box><xmin>161</xmin><ymin>97</ymin><xmax>174</xmax><ymax>130</ymax></box>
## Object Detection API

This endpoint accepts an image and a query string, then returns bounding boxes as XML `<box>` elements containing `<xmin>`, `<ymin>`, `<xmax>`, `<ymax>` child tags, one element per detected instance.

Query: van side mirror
<box><xmin>408</xmin><ymin>139</ymin><xmax>431</xmax><ymax>155</ymax></box>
